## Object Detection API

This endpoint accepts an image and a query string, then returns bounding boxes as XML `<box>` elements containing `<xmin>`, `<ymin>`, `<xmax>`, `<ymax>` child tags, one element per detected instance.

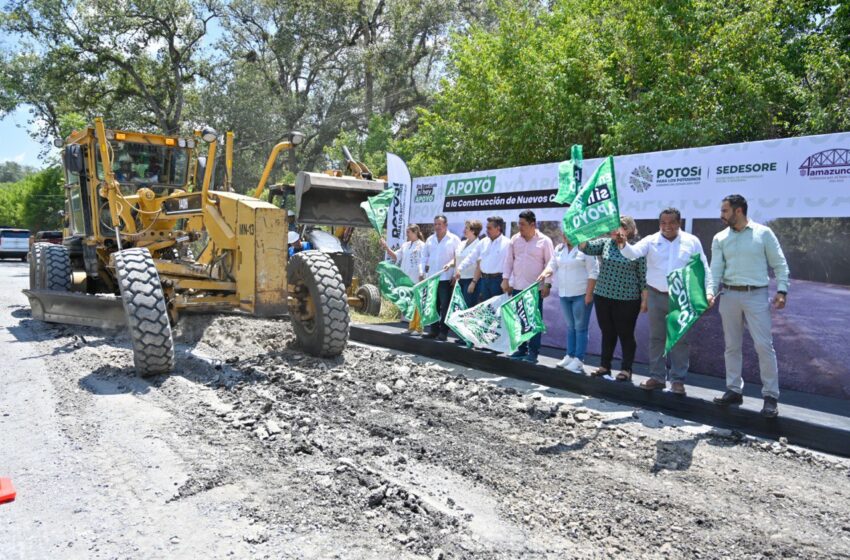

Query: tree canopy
<box><xmin>0</xmin><ymin>0</ymin><xmax>847</xmax><ymax>181</ymax></box>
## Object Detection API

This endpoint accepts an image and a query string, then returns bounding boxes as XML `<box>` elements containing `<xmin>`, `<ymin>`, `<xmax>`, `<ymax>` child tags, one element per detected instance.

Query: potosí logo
<box><xmin>655</xmin><ymin>165</ymin><xmax>701</xmax><ymax>186</ymax></box>
<box><xmin>445</xmin><ymin>176</ymin><xmax>497</xmax><ymax>197</ymax></box>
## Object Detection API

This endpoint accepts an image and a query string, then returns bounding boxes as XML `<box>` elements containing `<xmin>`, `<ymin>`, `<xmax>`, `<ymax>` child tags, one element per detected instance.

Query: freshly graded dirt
<box><xmin>1</xmin><ymin>261</ymin><xmax>849</xmax><ymax>559</ymax></box>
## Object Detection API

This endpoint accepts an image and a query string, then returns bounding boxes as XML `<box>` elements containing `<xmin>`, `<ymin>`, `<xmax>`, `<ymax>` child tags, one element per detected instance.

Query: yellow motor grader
<box><xmin>24</xmin><ymin>118</ymin><xmax>386</xmax><ymax>375</ymax></box>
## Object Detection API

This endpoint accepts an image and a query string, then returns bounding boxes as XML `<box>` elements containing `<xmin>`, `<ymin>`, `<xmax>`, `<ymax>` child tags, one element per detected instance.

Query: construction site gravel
<box><xmin>1</xmin><ymin>261</ymin><xmax>849</xmax><ymax>559</ymax></box>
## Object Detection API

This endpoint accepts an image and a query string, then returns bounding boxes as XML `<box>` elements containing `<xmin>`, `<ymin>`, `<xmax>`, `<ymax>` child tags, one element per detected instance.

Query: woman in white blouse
<box><xmin>538</xmin><ymin>232</ymin><xmax>599</xmax><ymax>373</ymax></box>
<box><xmin>381</xmin><ymin>225</ymin><xmax>425</xmax><ymax>332</ymax></box>
<box><xmin>449</xmin><ymin>219</ymin><xmax>483</xmax><ymax>306</ymax></box>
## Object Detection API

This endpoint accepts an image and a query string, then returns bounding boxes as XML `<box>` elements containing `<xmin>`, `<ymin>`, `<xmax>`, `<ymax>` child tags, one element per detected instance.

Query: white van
<box><xmin>0</xmin><ymin>228</ymin><xmax>31</xmax><ymax>261</ymax></box>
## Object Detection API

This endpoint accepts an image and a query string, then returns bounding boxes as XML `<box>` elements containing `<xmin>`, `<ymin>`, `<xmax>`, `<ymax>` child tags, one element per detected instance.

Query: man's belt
<box><xmin>725</xmin><ymin>284</ymin><xmax>768</xmax><ymax>292</ymax></box>
<box><xmin>480</xmin><ymin>272</ymin><xmax>502</xmax><ymax>279</ymax></box>
<box><xmin>648</xmin><ymin>285</ymin><xmax>668</xmax><ymax>295</ymax></box>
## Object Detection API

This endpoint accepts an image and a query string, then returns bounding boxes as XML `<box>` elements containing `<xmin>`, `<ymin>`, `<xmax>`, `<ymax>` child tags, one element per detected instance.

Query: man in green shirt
<box><xmin>708</xmin><ymin>194</ymin><xmax>789</xmax><ymax>418</ymax></box>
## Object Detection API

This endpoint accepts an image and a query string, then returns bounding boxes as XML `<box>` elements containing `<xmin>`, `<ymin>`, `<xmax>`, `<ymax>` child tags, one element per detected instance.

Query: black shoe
<box><xmin>436</xmin><ymin>333</ymin><xmax>448</xmax><ymax>342</ymax></box>
<box><xmin>422</xmin><ymin>332</ymin><xmax>438</xmax><ymax>339</ymax></box>
<box><xmin>761</xmin><ymin>396</ymin><xmax>779</xmax><ymax>418</ymax></box>
<box><xmin>713</xmin><ymin>390</ymin><xmax>743</xmax><ymax>406</ymax></box>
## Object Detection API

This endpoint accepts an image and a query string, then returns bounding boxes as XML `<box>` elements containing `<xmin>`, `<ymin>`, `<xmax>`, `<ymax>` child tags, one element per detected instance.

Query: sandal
<box><xmin>591</xmin><ymin>368</ymin><xmax>611</xmax><ymax>377</ymax></box>
<box><xmin>615</xmin><ymin>369</ymin><xmax>633</xmax><ymax>382</ymax></box>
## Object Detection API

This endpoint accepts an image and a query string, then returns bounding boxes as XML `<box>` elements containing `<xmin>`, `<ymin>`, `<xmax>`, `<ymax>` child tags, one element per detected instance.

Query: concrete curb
<box><xmin>350</xmin><ymin>324</ymin><xmax>850</xmax><ymax>458</ymax></box>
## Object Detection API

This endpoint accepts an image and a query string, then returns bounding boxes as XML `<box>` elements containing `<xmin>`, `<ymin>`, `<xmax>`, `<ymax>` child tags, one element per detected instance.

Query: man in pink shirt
<box><xmin>501</xmin><ymin>210</ymin><xmax>554</xmax><ymax>363</ymax></box>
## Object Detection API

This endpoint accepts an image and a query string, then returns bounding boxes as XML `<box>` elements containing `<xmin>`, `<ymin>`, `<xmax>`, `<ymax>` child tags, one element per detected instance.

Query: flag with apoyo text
<box><xmin>411</xmin><ymin>272</ymin><xmax>442</xmax><ymax>326</ymax></box>
<box><xmin>554</xmin><ymin>144</ymin><xmax>583</xmax><ymax>205</ymax></box>
<box><xmin>562</xmin><ymin>156</ymin><xmax>620</xmax><ymax>245</ymax></box>
<box><xmin>500</xmin><ymin>283</ymin><xmax>546</xmax><ymax>353</ymax></box>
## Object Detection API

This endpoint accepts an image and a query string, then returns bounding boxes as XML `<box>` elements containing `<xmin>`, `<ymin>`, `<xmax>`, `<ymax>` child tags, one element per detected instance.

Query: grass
<box><xmin>351</xmin><ymin>297</ymin><xmax>402</xmax><ymax>325</ymax></box>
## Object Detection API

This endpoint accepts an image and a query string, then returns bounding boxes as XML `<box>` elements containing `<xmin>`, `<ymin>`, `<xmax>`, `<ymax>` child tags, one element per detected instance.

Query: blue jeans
<box><xmin>512</xmin><ymin>288</ymin><xmax>544</xmax><ymax>357</ymax></box>
<box><xmin>477</xmin><ymin>276</ymin><xmax>502</xmax><ymax>303</ymax></box>
<box><xmin>458</xmin><ymin>278</ymin><xmax>480</xmax><ymax>308</ymax></box>
<box><xmin>560</xmin><ymin>295</ymin><xmax>593</xmax><ymax>360</ymax></box>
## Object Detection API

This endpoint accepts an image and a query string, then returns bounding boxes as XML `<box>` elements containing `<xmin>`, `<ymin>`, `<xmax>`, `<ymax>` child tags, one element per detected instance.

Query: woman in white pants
<box><xmin>381</xmin><ymin>225</ymin><xmax>425</xmax><ymax>332</ymax></box>
<box><xmin>538</xmin><ymin>233</ymin><xmax>598</xmax><ymax>373</ymax></box>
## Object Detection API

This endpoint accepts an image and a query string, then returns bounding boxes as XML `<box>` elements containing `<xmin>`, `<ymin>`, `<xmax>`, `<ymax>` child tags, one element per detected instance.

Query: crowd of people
<box><xmin>382</xmin><ymin>194</ymin><xmax>790</xmax><ymax>418</ymax></box>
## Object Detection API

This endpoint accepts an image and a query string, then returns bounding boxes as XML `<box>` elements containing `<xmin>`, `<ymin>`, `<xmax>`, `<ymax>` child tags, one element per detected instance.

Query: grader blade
<box><xmin>295</xmin><ymin>172</ymin><xmax>386</xmax><ymax>227</ymax></box>
<box><xmin>24</xmin><ymin>290</ymin><xmax>127</xmax><ymax>330</ymax></box>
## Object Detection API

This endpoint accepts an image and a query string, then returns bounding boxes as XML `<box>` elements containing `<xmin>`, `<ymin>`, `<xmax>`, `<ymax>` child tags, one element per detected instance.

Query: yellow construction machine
<box><xmin>25</xmin><ymin>118</ymin><xmax>386</xmax><ymax>375</ymax></box>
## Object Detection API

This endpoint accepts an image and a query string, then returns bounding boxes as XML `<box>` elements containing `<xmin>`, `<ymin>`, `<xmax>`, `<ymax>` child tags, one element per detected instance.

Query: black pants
<box><xmin>594</xmin><ymin>294</ymin><xmax>641</xmax><ymax>370</ymax></box>
<box><xmin>429</xmin><ymin>280</ymin><xmax>453</xmax><ymax>336</ymax></box>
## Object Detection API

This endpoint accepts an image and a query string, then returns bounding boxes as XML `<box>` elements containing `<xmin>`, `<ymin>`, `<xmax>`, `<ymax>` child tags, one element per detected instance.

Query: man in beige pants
<box><xmin>708</xmin><ymin>195</ymin><xmax>789</xmax><ymax>418</ymax></box>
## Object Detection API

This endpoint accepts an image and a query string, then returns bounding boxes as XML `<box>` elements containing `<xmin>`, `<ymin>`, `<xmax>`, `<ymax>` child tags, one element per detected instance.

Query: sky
<box><xmin>0</xmin><ymin>107</ymin><xmax>46</xmax><ymax>169</ymax></box>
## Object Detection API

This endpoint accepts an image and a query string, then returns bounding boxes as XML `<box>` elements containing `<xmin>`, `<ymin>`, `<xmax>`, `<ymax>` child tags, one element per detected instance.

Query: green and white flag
<box><xmin>501</xmin><ymin>283</ymin><xmax>546</xmax><ymax>353</ymax></box>
<box><xmin>665</xmin><ymin>253</ymin><xmax>709</xmax><ymax>355</ymax></box>
<box><xmin>562</xmin><ymin>156</ymin><xmax>620</xmax><ymax>246</ymax></box>
<box><xmin>360</xmin><ymin>187</ymin><xmax>396</xmax><ymax>233</ymax></box>
<box><xmin>447</xmin><ymin>282</ymin><xmax>468</xmax><ymax>317</ymax></box>
<box><xmin>411</xmin><ymin>272</ymin><xmax>442</xmax><ymax>326</ymax></box>
<box><xmin>554</xmin><ymin>144</ymin><xmax>583</xmax><ymax>205</ymax></box>
<box><xmin>446</xmin><ymin>294</ymin><xmax>510</xmax><ymax>352</ymax></box>
<box><xmin>376</xmin><ymin>261</ymin><xmax>416</xmax><ymax>320</ymax></box>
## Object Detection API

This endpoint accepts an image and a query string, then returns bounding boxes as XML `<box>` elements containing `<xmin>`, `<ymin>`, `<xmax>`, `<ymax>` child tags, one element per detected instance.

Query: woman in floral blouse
<box><xmin>580</xmin><ymin>216</ymin><xmax>647</xmax><ymax>381</ymax></box>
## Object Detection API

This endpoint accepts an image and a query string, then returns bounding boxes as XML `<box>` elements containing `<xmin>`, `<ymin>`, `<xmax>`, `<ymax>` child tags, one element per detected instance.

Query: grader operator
<box><xmin>24</xmin><ymin>118</ymin><xmax>385</xmax><ymax>376</ymax></box>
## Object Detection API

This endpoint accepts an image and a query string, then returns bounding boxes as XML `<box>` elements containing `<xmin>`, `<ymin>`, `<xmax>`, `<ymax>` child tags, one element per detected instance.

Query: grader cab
<box><xmin>24</xmin><ymin>118</ymin><xmax>381</xmax><ymax>376</ymax></box>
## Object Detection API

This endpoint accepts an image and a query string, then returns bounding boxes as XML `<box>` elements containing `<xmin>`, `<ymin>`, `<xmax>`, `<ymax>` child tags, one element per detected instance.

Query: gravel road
<box><xmin>1</xmin><ymin>260</ymin><xmax>849</xmax><ymax>559</ymax></box>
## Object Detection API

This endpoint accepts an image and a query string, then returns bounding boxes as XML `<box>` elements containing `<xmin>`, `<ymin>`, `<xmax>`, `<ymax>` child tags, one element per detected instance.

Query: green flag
<box><xmin>500</xmin><ymin>283</ymin><xmax>546</xmax><ymax>354</ymax></box>
<box><xmin>446</xmin><ymin>293</ymin><xmax>510</xmax><ymax>352</ymax></box>
<box><xmin>360</xmin><ymin>187</ymin><xmax>396</xmax><ymax>233</ymax></box>
<box><xmin>562</xmin><ymin>156</ymin><xmax>620</xmax><ymax>246</ymax></box>
<box><xmin>376</xmin><ymin>261</ymin><xmax>416</xmax><ymax>320</ymax></box>
<box><xmin>665</xmin><ymin>253</ymin><xmax>709</xmax><ymax>355</ymax></box>
<box><xmin>554</xmin><ymin>144</ymin><xmax>583</xmax><ymax>205</ymax></box>
<box><xmin>447</xmin><ymin>282</ymin><xmax>468</xmax><ymax>317</ymax></box>
<box><xmin>411</xmin><ymin>272</ymin><xmax>442</xmax><ymax>326</ymax></box>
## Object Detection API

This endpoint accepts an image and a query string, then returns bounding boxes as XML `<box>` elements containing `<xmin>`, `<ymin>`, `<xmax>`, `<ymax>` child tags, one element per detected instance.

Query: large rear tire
<box><xmin>357</xmin><ymin>283</ymin><xmax>381</xmax><ymax>316</ymax></box>
<box><xmin>42</xmin><ymin>244</ymin><xmax>71</xmax><ymax>291</ymax></box>
<box><xmin>29</xmin><ymin>243</ymin><xmax>50</xmax><ymax>290</ymax></box>
<box><xmin>114</xmin><ymin>248</ymin><xmax>175</xmax><ymax>376</ymax></box>
<box><xmin>288</xmin><ymin>250</ymin><xmax>349</xmax><ymax>357</ymax></box>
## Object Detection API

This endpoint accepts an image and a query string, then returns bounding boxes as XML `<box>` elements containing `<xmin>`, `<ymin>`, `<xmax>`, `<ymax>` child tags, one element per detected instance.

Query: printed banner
<box><xmin>376</xmin><ymin>261</ymin><xmax>416</xmax><ymax>320</ymax></box>
<box><xmin>412</xmin><ymin>272</ymin><xmax>442</xmax><ymax>326</ymax></box>
<box><xmin>386</xmin><ymin>153</ymin><xmax>412</xmax><ymax>250</ymax></box>
<box><xmin>665</xmin><ymin>253</ymin><xmax>710</xmax><ymax>355</ymax></box>
<box><xmin>554</xmin><ymin>144</ymin><xmax>583</xmax><ymax>205</ymax></box>
<box><xmin>501</xmin><ymin>284</ymin><xmax>546</xmax><ymax>353</ymax></box>
<box><xmin>563</xmin><ymin>156</ymin><xmax>620</xmax><ymax>245</ymax></box>
<box><xmin>446</xmin><ymin>294</ymin><xmax>511</xmax><ymax>352</ymax></box>
<box><xmin>407</xmin><ymin>132</ymin><xmax>850</xmax><ymax>226</ymax></box>
<box><xmin>360</xmin><ymin>187</ymin><xmax>396</xmax><ymax>233</ymax></box>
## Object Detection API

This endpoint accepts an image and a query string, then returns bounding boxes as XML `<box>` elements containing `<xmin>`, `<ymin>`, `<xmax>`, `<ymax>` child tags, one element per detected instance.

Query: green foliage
<box><xmin>0</xmin><ymin>167</ymin><xmax>63</xmax><ymax>230</ymax></box>
<box><xmin>395</xmin><ymin>0</ymin><xmax>849</xmax><ymax>175</ymax></box>
<box><xmin>0</xmin><ymin>161</ymin><xmax>36</xmax><ymax>183</ymax></box>
<box><xmin>325</xmin><ymin>115</ymin><xmax>393</xmax><ymax>176</ymax></box>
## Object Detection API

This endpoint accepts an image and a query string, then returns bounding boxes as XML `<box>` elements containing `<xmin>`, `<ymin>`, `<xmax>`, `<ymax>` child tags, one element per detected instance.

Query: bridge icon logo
<box><xmin>799</xmin><ymin>148</ymin><xmax>850</xmax><ymax>178</ymax></box>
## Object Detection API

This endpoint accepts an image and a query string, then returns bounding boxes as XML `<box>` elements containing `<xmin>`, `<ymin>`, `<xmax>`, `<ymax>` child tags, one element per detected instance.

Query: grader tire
<box><xmin>288</xmin><ymin>250</ymin><xmax>349</xmax><ymax>357</ymax></box>
<box><xmin>29</xmin><ymin>243</ymin><xmax>49</xmax><ymax>289</ymax></box>
<box><xmin>42</xmin><ymin>244</ymin><xmax>72</xmax><ymax>291</ymax></box>
<box><xmin>357</xmin><ymin>283</ymin><xmax>381</xmax><ymax>316</ymax></box>
<box><xmin>114</xmin><ymin>248</ymin><xmax>175</xmax><ymax>377</ymax></box>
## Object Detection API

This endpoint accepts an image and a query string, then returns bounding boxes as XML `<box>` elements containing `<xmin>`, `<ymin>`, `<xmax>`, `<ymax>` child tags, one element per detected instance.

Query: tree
<box><xmin>395</xmin><ymin>0</ymin><xmax>845</xmax><ymax>176</ymax></box>
<box><xmin>20</xmin><ymin>167</ymin><xmax>64</xmax><ymax>232</ymax></box>
<box><xmin>0</xmin><ymin>161</ymin><xmax>36</xmax><ymax>183</ymax></box>
<box><xmin>0</xmin><ymin>0</ymin><xmax>220</xmax><ymax>144</ymax></box>
<box><xmin>202</xmin><ymin>0</ymin><xmax>482</xmax><ymax>190</ymax></box>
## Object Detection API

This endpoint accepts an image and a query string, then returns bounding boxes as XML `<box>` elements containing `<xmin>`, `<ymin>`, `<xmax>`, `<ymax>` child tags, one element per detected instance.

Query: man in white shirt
<box><xmin>457</xmin><ymin>216</ymin><xmax>510</xmax><ymax>303</ymax></box>
<box><xmin>617</xmin><ymin>208</ymin><xmax>712</xmax><ymax>395</ymax></box>
<box><xmin>419</xmin><ymin>215</ymin><xmax>461</xmax><ymax>341</ymax></box>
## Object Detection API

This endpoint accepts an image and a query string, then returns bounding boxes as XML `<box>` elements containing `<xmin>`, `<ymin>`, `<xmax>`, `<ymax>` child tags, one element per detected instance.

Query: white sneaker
<box><xmin>566</xmin><ymin>357</ymin><xmax>585</xmax><ymax>373</ymax></box>
<box><xmin>556</xmin><ymin>355</ymin><xmax>573</xmax><ymax>368</ymax></box>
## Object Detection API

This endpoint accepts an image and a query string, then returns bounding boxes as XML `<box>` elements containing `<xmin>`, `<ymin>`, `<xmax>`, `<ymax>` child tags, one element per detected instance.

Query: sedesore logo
<box><xmin>799</xmin><ymin>149</ymin><xmax>850</xmax><ymax>179</ymax></box>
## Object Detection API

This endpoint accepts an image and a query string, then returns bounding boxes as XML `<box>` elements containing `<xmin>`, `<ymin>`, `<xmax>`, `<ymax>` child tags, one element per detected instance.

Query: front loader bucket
<box><xmin>24</xmin><ymin>289</ymin><xmax>127</xmax><ymax>330</ymax></box>
<box><xmin>295</xmin><ymin>172</ymin><xmax>386</xmax><ymax>228</ymax></box>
